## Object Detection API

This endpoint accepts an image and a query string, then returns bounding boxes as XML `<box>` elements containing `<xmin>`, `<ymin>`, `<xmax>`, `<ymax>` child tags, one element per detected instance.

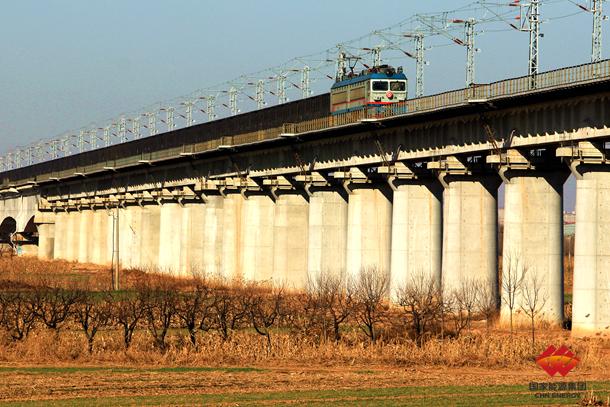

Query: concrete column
<box><xmin>390</xmin><ymin>180</ymin><xmax>443</xmax><ymax>294</ymax></box>
<box><xmin>442</xmin><ymin>175</ymin><xmax>499</xmax><ymax>296</ymax></box>
<box><xmin>346</xmin><ymin>186</ymin><xmax>393</xmax><ymax>280</ymax></box>
<box><xmin>64</xmin><ymin>211</ymin><xmax>79</xmax><ymax>262</ymax></box>
<box><xmin>37</xmin><ymin>223</ymin><xmax>55</xmax><ymax>260</ymax></box>
<box><xmin>180</xmin><ymin>203</ymin><xmax>205</xmax><ymax>276</ymax></box>
<box><xmin>118</xmin><ymin>206</ymin><xmax>144</xmax><ymax>270</ymax></box>
<box><xmin>501</xmin><ymin>171</ymin><xmax>567</xmax><ymax>325</ymax></box>
<box><xmin>308</xmin><ymin>189</ymin><xmax>348</xmax><ymax>282</ymax></box>
<box><xmin>241</xmin><ymin>194</ymin><xmax>275</xmax><ymax>282</ymax></box>
<box><xmin>140</xmin><ymin>205</ymin><xmax>160</xmax><ymax>269</ymax></box>
<box><xmin>273</xmin><ymin>192</ymin><xmax>309</xmax><ymax>289</ymax></box>
<box><xmin>53</xmin><ymin>212</ymin><xmax>68</xmax><ymax>260</ymax></box>
<box><xmin>221</xmin><ymin>194</ymin><xmax>243</xmax><ymax>280</ymax></box>
<box><xmin>202</xmin><ymin>195</ymin><xmax>224</xmax><ymax>277</ymax></box>
<box><xmin>572</xmin><ymin>168</ymin><xmax>610</xmax><ymax>337</ymax></box>
<box><xmin>77</xmin><ymin>210</ymin><xmax>93</xmax><ymax>264</ymax></box>
<box><xmin>159</xmin><ymin>203</ymin><xmax>184</xmax><ymax>274</ymax></box>
<box><xmin>90</xmin><ymin>209</ymin><xmax>112</xmax><ymax>266</ymax></box>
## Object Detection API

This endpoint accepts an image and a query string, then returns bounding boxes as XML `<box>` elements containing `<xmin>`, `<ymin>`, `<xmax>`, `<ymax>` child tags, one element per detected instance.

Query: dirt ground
<box><xmin>0</xmin><ymin>363</ymin><xmax>607</xmax><ymax>404</ymax></box>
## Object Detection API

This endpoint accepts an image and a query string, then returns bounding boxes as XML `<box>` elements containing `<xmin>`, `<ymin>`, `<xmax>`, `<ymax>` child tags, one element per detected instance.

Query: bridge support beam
<box><xmin>37</xmin><ymin>222</ymin><xmax>55</xmax><ymax>260</ymax></box>
<box><xmin>159</xmin><ymin>203</ymin><xmax>184</xmax><ymax>274</ymax></box>
<box><xmin>241</xmin><ymin>194</ymin><xmax>275</xmax><ymax>282</ymax></box>
<box><xmin>501</xmin><ymin>170</ymin><xmax>567</xmax><ymax>325</ymax></box>
<box><xmin>90</xmin><ymin>209</ymin><xmax>112</xmax><ymax>266</ymax></box>
<box><xmin>558</xmin><ymin>142</ymin><xmax>610</xmax><ymax>336</ymax></box>
<box><xmin>139</xmin><ymin>205</ymin><xmax>160</xmax><ymax>269</ymax></box>
<box><xmin>221</xmin><ymin>193</ymin><xmax>244</xmax><ymax>280</ymax></box>
<box><xmin>201</xmin><ymin>195</ymin><xmax>224</xmax><ymax>277</ymax></box>
<box><xmin>52</xmin><ymin>211</ymin><xmax>68</xmax><ymax>261</ymax></box>
<box><xmin>273</xmin><ymin>192</ymin><xmax>309</xmax><ymax>289</ymax></box>
<box><xmin>439</xmin><ymin>171</ymin><xmax>500</xmax><ymax>298</ymax></box>
<box><xmin>77</xmin><ymin>210</ymin><xmax>93</xmax><ymax>264</ymax></box>
<box><xmin>571</xmin><ymin>168</ymin><xmax>610</xmax><ymax>337</ymax></box>
<box><xmin>307</xmin><ymin>189</ymin><xmax>348</xmax><ymax>283</ymax></box>
<box><xmin>345</xmin><ymin>185</ymin><xmax>393</xmax><ymax>280</ymax></box>
<box><xmin>389</xmin><ymin>179</ymin><xmax>443</xmax><ymax>295</ymax></box>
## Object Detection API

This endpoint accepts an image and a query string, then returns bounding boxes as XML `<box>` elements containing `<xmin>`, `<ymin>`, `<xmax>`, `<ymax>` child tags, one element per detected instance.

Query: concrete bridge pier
<box><xmin>571</xmin><ymin>167</ymin><xmax>610</xmax><ymax>337</ymax></box>
<box><xmin>559</xmin><ymin>142</ymin><xmax>610</xmax><ymax>336</ymax></box>
<box><xmin>201</xmin><ymin>195</ymin><xmax>224</xmax><ymax>277</ymax></box>
<box><xmin>501</xmin><ymin>168</ymin><xmax>567</xmax><ymax>325</ymax></box>
<box><xmin>221</xmin><ymin>193</ymin><xmax>243</xmax><ymax>281</ymax></box>
<box><xmin>158</xmin><ymin>202</ymin><xmax>184</xmax><ymax>274</ymax></box>
<box><xmin>431</xmin><ymin>158</ymin><xmax>500</xmax><ymax>299</ymax></box>
<box><xmin>90</xmin><ymin>209</ymin><xmax>112</xmax><ymax>266</ymax></box>
<box><xmin>52</xmin><ymin>211</ymin><xmax>68</xmax><ymax>261</ymax></box>
<box><xmin>343</xmin><ymin>178</ymin><xmax>393</xmax><ymax>281</ymax></box>
<box><xmin>35</xmin><ymin>212</ymin><xmax>55</xmax><ymax>260</ymax></box>
<box><xmin>77</xmin><ymin>210</ymin><xmax>94</xmax><ymax>264</ymax></box>
<box><xmin>272</xmin><ymin>189</ymin><xmax>309</xmax><ymax>289</ymax></box>
<box><xmin>65</xmin><ymin>211</ymin><xmax>80</xmax><ymax>262</ymax></box>
<box><xmin>240</xmin><ymin>193</ymin><xmax>275</xmax><ymax>282</ymax></box>
<box><xmin>118</xmin><ymin>206</ymin><xmax>144</xmax><ymax>270</ymax></box>
<box><xmin>389</xmin><ymin>177</ymin><xmax>443</xmax><ymax>295</ymax></box>
<box><xmin>139</xmin><ymin>205</ymin><xmax>160</xmax><ymax>269</ymax></box>
<box><xmin>306</xmin><ymin>187</ymin><xmax>348</xmax><ymax>284</ymax></box>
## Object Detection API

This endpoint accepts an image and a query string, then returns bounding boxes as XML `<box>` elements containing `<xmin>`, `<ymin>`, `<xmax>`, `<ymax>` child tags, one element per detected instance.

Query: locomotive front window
<box><xmin>390</xmin><ymin>81</ymin><xmax>406</xmax><ymax>91</ymax></box>
<box><xmin>372</xmin><ymin>81</ymin><xmax>388</xmax><ymax>91</ymax></box>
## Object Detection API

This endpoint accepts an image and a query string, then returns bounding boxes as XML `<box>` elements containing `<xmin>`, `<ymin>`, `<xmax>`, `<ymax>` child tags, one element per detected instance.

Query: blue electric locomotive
<box><xmin>330</xmin><ymin>65</ymin><xmax>408</xmax><ymax>115</ymax></box>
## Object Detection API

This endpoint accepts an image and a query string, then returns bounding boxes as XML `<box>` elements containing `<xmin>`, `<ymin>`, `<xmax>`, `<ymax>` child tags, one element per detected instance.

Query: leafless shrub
<box><xmin>112</xmin><ymin>292</ymin><xmax>145</xmax><ymax>350</ymax></box>
<box><xmin>0</xmin><ymin>291</ymin><xmax>37</xmax><ymax>341</ymax></box>
<box><xmin>450</xmin><ymin>278</ymin><xmax>479</xmax><ymax>337</ymax></box>
<box><xmin>395</xmin><ymin>272</ymin><xmax>440</xmax><ymax>346</ymax></box>
<box><xmin>32</xmin><ymin>287</ymin><xmax>82</xmax><ymax>333</ymax></box>
<box><xmin>72</xmin><ymin>290</ymin><xmax>112</xmax><ymax>353</ymax></box>
<box><xmin>212</xmin><ymin>284</ymin><xmax>246</xmax><ymax>342</ymax></box>
<box><xmin>176</xmin><ymin>274</ymin><xmax>215</xmax><ymax>347</ymax></box>
<box><xmin>303</xmin><ymin>272</ymin><xmax>354</xmax><ymax>343</ymax></box>
<box><xmin>243</xmin><ymin>283</ymin><xmax>285</xmax><ymax>353</ymax></box>
<box><xmin>502</xmin><ymin>253</ymin><xmax>528</xmax><ymax>336</ymax></box>
<box><xmin>139</xmin><ymin>281</ymin><xmax>178</xmax><ymax>352</ymax></box>
<box><xmin>475</xmin><ymin>278</ymin><xmax>499</xmax><ymax>331</ymax></box>
<box><xmin>520</xmin><ymin>270</ymin><xmax>548</xmax><ymax>350</ymax></box>
<box><xmin>353</xmin><ymin>267</ymin><xmax>389</xmax><ymax>344</ymax></box>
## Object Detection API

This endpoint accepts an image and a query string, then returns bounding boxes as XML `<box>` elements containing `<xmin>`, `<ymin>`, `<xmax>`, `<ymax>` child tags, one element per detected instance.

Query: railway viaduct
<box><xmin>1</xmin><ymin>61</ymin><xmax>610</xmax><ymax>337</ymax></box>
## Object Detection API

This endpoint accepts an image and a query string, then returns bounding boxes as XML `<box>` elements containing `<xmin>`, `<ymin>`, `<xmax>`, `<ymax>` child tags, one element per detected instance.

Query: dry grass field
<box><xmin>0</xmin><ymin>256</ymin><xmax>608</xmax><ymax>406</ymax></box>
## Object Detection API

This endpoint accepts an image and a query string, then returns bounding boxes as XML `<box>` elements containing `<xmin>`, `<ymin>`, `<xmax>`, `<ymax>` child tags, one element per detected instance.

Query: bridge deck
<box><xmin>2</xmin><ymin>59</ymin><xmax>610</xmax><ymax>189</ymax></box>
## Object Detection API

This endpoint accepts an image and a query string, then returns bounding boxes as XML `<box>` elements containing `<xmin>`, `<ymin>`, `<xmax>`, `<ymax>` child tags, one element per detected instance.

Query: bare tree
<box><xmin>395</xmin><ymin>272</ymin><xmax>440</xmax><ymax>346</ymax></box>
<box><xmin>353</xmin><ymin>267</ymin><xmax>389</xmax><ymax>344</ymax></box>
<box><xmin>475</xmin><ymin>278</ymin><xmax>499</xmax><ymax>331</ymax></box>
<box><xmin>450</xmin><ymin>278</ymin><xmax>479</xmax><ymax>337</ymax></box>
<box><xmin>113</xmin><ymin>292</ymin><xmax>145</xmax><ymax>349</ymax></box>
<box><xmin>73</xmin><ymin>290</ymin><xmax>112</xmax><ymax>353</ymax></box>
<box><xmin>176</xmin><ymin>276</ymin><xmax>215</xmax><ymax>348</ymax></box>
<box><xmin>520</xmin><ymin>271</ymin><xmax>548</xmax><ymax>350</ymax></box>
<box><xmin>501</xmin><ymin>253</ymin><xmax>528</xmax><ymax>336</ymax></box>
<box><xmin>0</xmin><ymin>291</ymin><xmax>37</xmax><ymax>341</ymax></box>
<box><xmin>139</xmin><ymin>282</ymin><xmax>178</xmax><ymax>352</ymax></box>
<box><xmin>212</xmin><ymin>285</ymin><xmax>246</xmax><ymax>342</ymax></box>
<box><xmin>33</xmin><ymin>287</ymin><xmax>81</xmax><ymax>333</ymax></box>
<box><xmin>244</xmin><ymin>284</ymin><xmax>285</xmax><ymax>353</ymax></box>
<box><xmin>304</xmin><ymin>271</ymin><xmax>354</xmax><ymax>343</ymax></box>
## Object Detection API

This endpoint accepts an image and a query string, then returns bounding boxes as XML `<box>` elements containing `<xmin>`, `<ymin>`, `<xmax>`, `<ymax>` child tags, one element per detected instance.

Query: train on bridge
<box><xmin>330</xmin><ymin>65</ymin><xmax>408</xmax><ymax>114</ymax></box>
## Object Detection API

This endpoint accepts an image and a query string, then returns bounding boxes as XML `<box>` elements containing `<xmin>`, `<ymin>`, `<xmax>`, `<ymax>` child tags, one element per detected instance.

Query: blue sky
<box><xmin>0</xmin><ymin>0</ymin><xmax>597</xmax><ymax>209</ymax></box>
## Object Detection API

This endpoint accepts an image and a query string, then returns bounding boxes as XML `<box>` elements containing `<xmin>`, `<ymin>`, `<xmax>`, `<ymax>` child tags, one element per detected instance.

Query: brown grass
<box><xmin>0</xmin><ymin>256</ymin><xmax>606</xmax><ymax>378</ymax></box>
